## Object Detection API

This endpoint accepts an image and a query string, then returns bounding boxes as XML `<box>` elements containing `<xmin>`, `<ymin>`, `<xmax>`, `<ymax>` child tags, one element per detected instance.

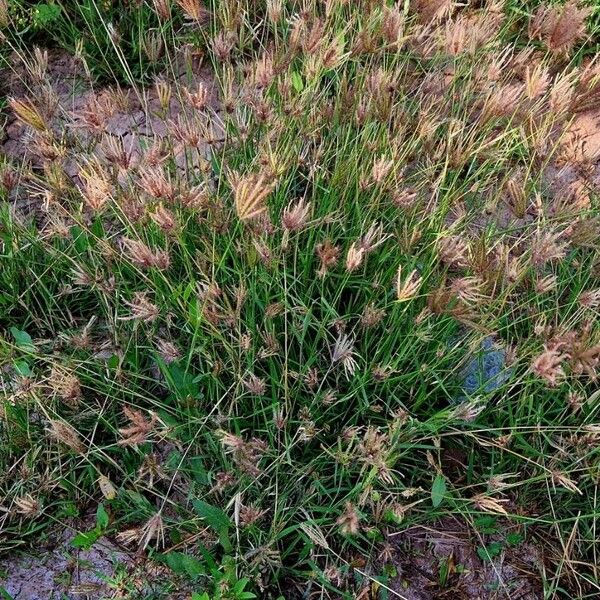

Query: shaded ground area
<box><xmin>385</xmin><ymin>517</ymin><xmax>543</xmax><ymax>599</ymax></box>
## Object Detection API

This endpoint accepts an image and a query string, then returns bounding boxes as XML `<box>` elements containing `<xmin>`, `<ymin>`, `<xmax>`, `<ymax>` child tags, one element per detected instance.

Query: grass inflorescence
<box><xmin>1</xmin><ymin>0</ymin><xmax>600</xmax><ymax>598</ymax></box>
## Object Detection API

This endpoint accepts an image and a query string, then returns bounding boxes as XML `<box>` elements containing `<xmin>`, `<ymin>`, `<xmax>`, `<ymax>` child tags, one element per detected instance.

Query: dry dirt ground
<box><xmin>383</xmin><ymin>518</ymin><xmax>543</xmax><ymax>600</ymax></box>
<box><xmin>1</xmin><ymin>48</ymin><xmax>223</xmax><ymax>194</ymax></box>
<box><xmin>2</xmin><ymin>49</ymin><xmax>600</xmax><ymax>600</ymax></box>
<box><xmin>0</xmin><ymin>529</ymin><xmax>131</xmax><ymax>599</ymax></box>
<box><xmin>0</xmin><ymin>525</ymin><xmax>196</xmax><ymax>599</ymax></box>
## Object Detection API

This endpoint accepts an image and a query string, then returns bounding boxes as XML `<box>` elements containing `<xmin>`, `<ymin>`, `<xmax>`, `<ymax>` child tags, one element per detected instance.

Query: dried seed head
<box><xmin>14</xmin><ymin>494</ymin><xmax>41</xmax><ymax>517</ymax></box>
<box><xmin>121</xmin><ymin>237</ymin><xmax>171</xmax><ymax>270</ymax></box>
<box><xmin>48</xmin><ymin>420</ymin><xmax>85</xmax><ymax>453</ymax></box>
<box><xmin>360</xmin><ymin>303</ymin><xmax>386</xmax><ymax>328</ymax></box>
<box><xmin>176</xmin><ymin>0</ymin><xmax>208</xmax><ymax>21</ymax></box>
<box><xmin>345</xmin><ymin>242</ymin><xmax>365</xmax><ymax>272</ymax></box>
<box><xmin>218</xmin><ymin>431</ymin><xmax>267</xmax><ymax>477</ymax></box>
<box><xmin>149</xmin><ymin>203</ymin><xmax>178</xmax><ymax>234</ymax></box>
<box><xmin>121</xmin><ymin>292</ymin><xmax>160</xmax><ymax>322</ymax></box>
<box><xmin>396</xmin><ymin>267</ymin><xmax>422</xmax><ymax>302</ymax></box>
<box><xmin>79</xmin><ymin>162</ymin><xmax>112</xmax><ymax>213</ymax></box>
<box><xmin>551</xmin><ymin>470</ymin><xmax>582</xmax><ymax>494</ymax></box>
<box><xmin>253</xmin><ymin>52</ymin><xmax>276</xmax><ymax>89</ymax></box>
<box><xmin>153</xmin><ymin>0</ymin><xmax>171</xmax><ymax>19</ymax></box>
<box><xmin>118</xmin><ymin>406</ymin><xmax>158</xmax><ymax>447</ymax></box>
<box><xmin>393</xmin><ymin>188</ymin><xmax>418</xmax><ymax>209</ymax></box>
<box><xmin>414</xmin><ymin>0</ymin><xmax>453</xmax><ymax>23</ymax></box>
<box><xmin>303</xmin><ymin>17</ymin><xmax>325</xmax><ymax>54</ymax></box>
<box><xmin>438</xmin><ymin>235</ymin><xmax>469</xmax><ymax>269</ymax></box>
<box><xmin>244</xmin><ymin>373</ymin><xmax>267</xmax><ymax>395</ymax></box>
<box><xmin>266</xmin><ymin>0</ymin><xmax>283</xmax><ymax>24</ymax></box>
<box><xmin>481</xmin><ymin>83</ymin><xmax>524</xmax><ymax>121</ymax></box>
<box><xmin>211</xmin><ymin>30</ymin><xmax>236</xmax><ymax>62</ymax></box>
<box><xmin>316</xmin><ymin>239</ymin><xmax>340</xmax><ymax>278</ymax></box>
<box><xmin>48</xmin><ymin>368</ymin><xmax>82</xmax><ymax>406</ymax></box>
<box><xmin>331</xmin><ymin>334</ymin><xmax>358</xmax><ymax>377</ymax></box>
<box><xmin>535</xmin><ymin>274</ymin><xmax>558</xmax><ymax>294</ymax></box>
<box><xmin>579</xmin><ymin>289</ymin><xmax>600</xmax><ymax>309</ymax></box>
<box><xmin>1</xmin><ymin>164</ymin><xmax>18</xmax><ymax>192</ymax></box>
<box><xmin>487</xmin><ymin>473</ymin><xmax>518</xmax><ymax>493</ymax></box>
<box><xmin>102</xmin><ymin>135</ymin><xmax>133</xmax><ymax>170</ymax></box>
<box><xmin>138</xmin><ymin>167</ymin><xmax>175</xmax><ymax>200</ymax></box>
<box><xmin>382</xmin><ymin>4</ymin><xmax>404</xmax><ymax>47</ymax></box>
<box><xmin>239</xmin><ymin>504</ymin><xmax>268</xmax><ymax>527</ymax></box>
<box><xmin>471</xmin><ymin>493</ymin><xmax>509</xmax><ymax>515</ymax></box>
<box><xmin>265</xmin><ymin>302</ymin><xmax>284</xmax><ymax>318</ymax></box>
<box><xmin>0</xmin><ymin>0</ymin><xmax>9</xmax><ymax>27</ymax></box>
<box><xmin>156</xmin><ymin>338</ymin><xmax>181</xmax><ymax>363</ymax></box>
<box><xmin>320</xmin><ymin>36</ymin><xmax>345</xmax><ymax>70</ymax></box>
<box><xmin>229</xmin><ymin>171</ymin><xmax>275</xmax><ymax>222</ymax></box>
<box><xmin>183</xmin><ymin>82</ymin><xmax>209</xmax><ymax>111</ymax></box>
<box><xmin>282</xmin><ymin>198</ymin><xmax>311</xmax><ymax>231</ymax></box>
<box><xmin>525</xmin><ymin>64</ymin><xmax>551</xmax><ymax>99</ymax></box>
<box><xmin>450</xmin><ymin>276</ymin><xmax>485</xmax><ymax>305</ymax></box>
<box><xmin>370</xmin><ymin>156</ymin><xmax>394</xmax><ymax>186</ymax></box>
<box><xmin>337</xmin><ymin>502</ymin><xmax>360</xmax><ymax>535</ymax></box>
<box><xmin>180</xmin><ymin>184</ymin><xmax>209</xmax><ymax>210</ymax></box>
<box><xmin>569</xmin><ymin>340</ymin><xmax>600</xmax><ymax>380</ymax></box>
<box><xmin>139</xmin><ymin>512</ymin><xmax>165</xmax><ymax>550</ymax></box>
<box><xmin>531</xmin><ymin>346</ymin><xmax>566</xmax><ymax>386</ymax></box>
<box><xmin>549</xmin><ymin>69</ymin><xmax>577</xmax><ymax>115</ymax></box>
<box><xmin>154</xmin><ymin>78</ymin><xmax>172</xmax><ymax>111</ymax></box>
<box><xmin>9</xmin><ymin>97</ymin><xmax>47</xmax><ymax>132</ymax></box>
<box><xmin>143</xmin><ymin>139</ymin><xmax>169</xmax><ymax>168</ymax></box>
<box><xmin>529</xmin><ymin>2</ymin><xmax>592</xmax><ymax>55</ymax></box>
<box><xmin>116</xmin><ymin>527</ymin><xmax>141</xmax><ymax>546</ymax></box>
<box><xmin>452</xmin><ymin>399</ymin><xmax>486</xmax><ymax>422</ymax></box>
<box><xmin>359</xmin><ymin>223</ymin><xmax>390</xmax><ymax>254</ymax></box>
<box><xmin>531</xmin><ymin>231</ymin><xmax>567</xmax><ymax>267</ymax></box>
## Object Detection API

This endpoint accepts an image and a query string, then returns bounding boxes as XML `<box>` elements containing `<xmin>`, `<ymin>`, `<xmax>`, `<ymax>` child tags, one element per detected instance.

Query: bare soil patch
<box><xmin>384</xmin><ymin>517</ymin><xmax>543</xmax><ymax>600</ymax></box>
<box><xmin>1</xmin><ymin>48</ymin><xmax>223</xmax><ymax>181</ymax></box>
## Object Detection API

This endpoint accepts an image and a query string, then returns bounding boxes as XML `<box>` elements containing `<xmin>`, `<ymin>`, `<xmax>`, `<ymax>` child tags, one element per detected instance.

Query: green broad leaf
<box><xmin>506</xmin><ymin>532</ymin><xmax>523</xmax><ymax>546</ymax></box>
<box><xmin>474</xmin><ymin>515</ymin><xmax>497</xmax><ymax>534</ymax></box>
<box><xmin>164</xmin><ymin>551</ymin><xmax>205</xmax><ymax>579</ymax></box>
<box><xmin>70</xmin><ymin>226</ymin><xmax>89</xmax><ymax>252</ymax></box>
<box><xmin>191</xmin><ymin>593</ymin><xmax>210</xmax><ymax>600</ymax></box>
<box><xmin>291</xmin><ymin>71</ymin><xmax>304</xmax><ymax>92</ymax></box>
<box><xmin>192</xmin><ymin>499</ymin><xmax>232</xmax><ymax>552</ymax></box>
<box><xmin>13</xmin><ymin>360</ymin><xmax>32</xmax><ymax>377</ymax></box>
<box><xmin>71</xmin><ymin>529</ymin><xmax>100</xmax><ymax>550</ymax></box>
<box><xmin>180</xmin><ymin>554</ymin><xmax>205</xmax><ymax>579</ymax></box>
<box><xmin>431</xmin><ymin>474</ymin><xmax>447</xmax><ymax>508</ymax></box>
<box><xmin>188</xmin><ymin>456</ymin><xmax>209</xmax><ymax>484</ymax></box>
<box><xmin>192</xmin><ymin>499</ymin><xmax>231</xmax><ymax>531</ymax></box>
<box><xmin>245</xmin><ymin>243</ymin><xmax>259</xmax><ymax>267</ymax></box>
<box><xmin>10</xmin><ymin>327</ymin><xmax>35</xmax><ymax>353</ymax></box>
<box><xmin>107</xmin><ymin>354</ymin><xmax>120</xmax><ymax>370</ymax></box>
<box><xmin>96</xmin><ymin>503</ymin><xmax>109</xmax><ymax>530</ymax></box>
<box><xmin>90</xmin><ymin>217</ymin><xmax>105</xmax><ymax>238</ymax></box>
<box><xmin>33</xmin><ymin>3</ymin><xmax>61</xmax><ymax>26</ymax></box>
<box><xmin>164</xmin><ymin>364</ymin><xmax>201</xmax><ymax>400</ymax></box>
<box><xmin>233</xmin><ymin>578</ymin><xmax>256</xmax><ymax>598</ymax></box>
<box><xmin>477</xmin><ymin>541</ymin><xmax>502</xmax><ymax>562</ymax></box>
<box><xmin>163</xmin><ymin>551</ymin><xmax>186</xmax><ymax>575</ymax></box>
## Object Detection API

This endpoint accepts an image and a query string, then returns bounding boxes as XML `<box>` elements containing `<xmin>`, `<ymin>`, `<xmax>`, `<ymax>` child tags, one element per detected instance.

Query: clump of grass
<box><xmin>1</xmin><ymin>0</ymin><xmax>600</xmax><ymax>598</ymax></box>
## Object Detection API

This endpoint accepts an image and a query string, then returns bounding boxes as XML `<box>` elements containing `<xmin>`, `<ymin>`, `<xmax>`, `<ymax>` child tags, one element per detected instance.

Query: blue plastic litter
<box><xmin>461</xmin><ymin>337</ymin><xmax>511</xmax><ymax>397</ymax></box>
